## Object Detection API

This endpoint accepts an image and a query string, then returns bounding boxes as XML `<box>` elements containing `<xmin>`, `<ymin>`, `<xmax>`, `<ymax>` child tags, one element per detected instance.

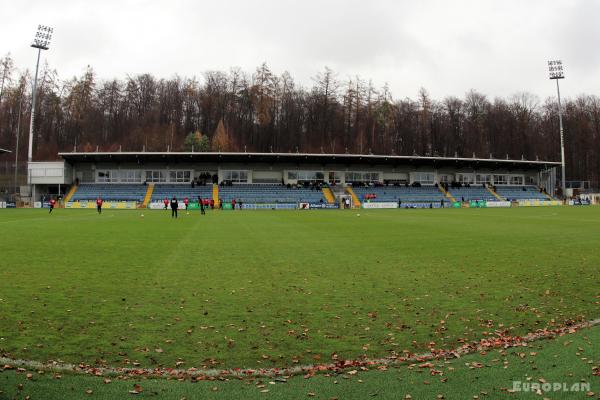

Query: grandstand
<box><xmin>218</xmin><ymin>184</ymin><xmax>325</xmax><ymax>204</ymax></box>
<box><xmin>71</xmin><ymin>183</ymin><xmax>147</xmax><ymax>202</ymax></box>
<box><xmin>353</xmin><ymin>185</ymin><xmax>445</xmax><ymax>204</ymax></box>
<box><xmin>25</xmin><ymin>151</ymin><xmax>560</xmax><ymax>207</ymax></box>
<box><xmin>150</xmin><ymin>184</ymin><xmax>213</xmax><ymax>202</ymax></box>
<box><xmin>448</xmin><ymin>186</ymin><xmax>497</xmax><ymax>202</ymax></box>
<box><xmin>496</xmin><ymin>185</ymin><xmax>549</xmax><ymax>201</ymax></box>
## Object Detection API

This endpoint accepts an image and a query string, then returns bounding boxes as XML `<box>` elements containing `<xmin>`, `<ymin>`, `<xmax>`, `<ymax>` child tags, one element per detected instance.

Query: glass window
<box><xmin>475</xmin><ymin>174</ymin><xmax>491</xmax><ymax>184</ymax></box>
<box><xmin>457</xmin><ymin>174</ymin><xmax>474</xmax><ymax>184</ymax></box>
<box><xmin>145</xmin><ymin>170</ymin><xmax>166</xmax><ymax>183</ymax></box>
<box><xmin>287</xmin><ymin>171</ymin><xmax>297</xmax><ymax>180</ymax></box>
<box><xmin>493</xmin><ymin>175</ymin><xmax>508</xmax><ymax>185</ymax></box>
<box><xmin>345</xmin><ymin>172</ymin><xmax>380</xmax><ymax>183</ymax></box>
<box><xmin>97</xmin><ymin>170</ymin><xmax>112</xmax><ymax>183</ymax></box>
<box><xmin>510</xmin><ymin>176</ymin><xmax>524</xmax><ymax>185</ymax></box>
<box><xmin>222</xmin><ymin>170</ymin><xmax>248</xmax><ymax>183</ymax></box>
<box><xmin>413</xmin><ymin>172</ymin><xmax>434</xmax><ymax>184</ymax></box>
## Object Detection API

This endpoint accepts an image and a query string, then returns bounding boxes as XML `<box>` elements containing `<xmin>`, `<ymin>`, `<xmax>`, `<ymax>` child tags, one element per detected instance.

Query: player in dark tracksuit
<box><xmin>170</xmin><ymin>196</ymin><xmax>178</xmax><ymax>218</ymax></box>
<box><xmin>199</xmin><ymin>197</ymin><xmax>205</xmax><ymax>215</ymax></box>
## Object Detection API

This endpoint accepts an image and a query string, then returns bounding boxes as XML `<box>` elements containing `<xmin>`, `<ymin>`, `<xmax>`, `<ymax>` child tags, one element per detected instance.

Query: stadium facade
<box><xmin>24</xmin><ymin>152</ymin><xmax>560</xmax><ymax>208</ymax></box>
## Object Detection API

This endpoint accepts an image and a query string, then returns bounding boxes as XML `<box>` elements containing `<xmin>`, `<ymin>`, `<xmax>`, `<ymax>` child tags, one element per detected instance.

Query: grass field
<box><xmin>0</xmin><ymin>207</ymin><xmax>599</xmax><ymax>397</ymax></box>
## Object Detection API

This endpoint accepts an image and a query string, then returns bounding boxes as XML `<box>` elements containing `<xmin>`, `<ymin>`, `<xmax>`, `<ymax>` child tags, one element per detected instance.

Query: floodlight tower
<box><xmin>28</xmin><ymin>25</ymin><xmax>53</xmax><ymax>164</ymax></box>
<box><xmin>548</xmin><ymin>60</ymin><xmax>566</xmax><ymax>198</ymax></box>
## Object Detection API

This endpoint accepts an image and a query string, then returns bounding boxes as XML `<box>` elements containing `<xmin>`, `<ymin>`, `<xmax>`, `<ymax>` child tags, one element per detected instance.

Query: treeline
<box><xmin>0</xmin><ymin>56</ymin><xmax>598</xmax><ymax>184</ymax></box>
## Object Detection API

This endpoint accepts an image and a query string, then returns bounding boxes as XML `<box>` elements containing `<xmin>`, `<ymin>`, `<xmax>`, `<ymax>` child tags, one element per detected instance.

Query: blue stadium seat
<box><xmin>151</xmin><ymin>184</ymin><xmax>213</xmax><ymax>202</ymax></box>
<box><xmin>495</xmin><ymin>185</ymin><xmax>550</xmax><ymax>201</ymax></box>
<box><xmin>447</xmin><ymin>186</ymin><xmax>497</xmax><ymax>201</ymax></box>
<box><xmin>71</xmin><ymin>184</ymin><xmax>146</xmax><ymax>202</ymax></box>
<box><xmin>219</xmin><ymin>184</ymin><xmax>325</xmax><ymax>204</ymax></box>
<box><xmin>353</xmin><ymin>185</ymin><xmax>445</xmax><ymax>203</ymax></box>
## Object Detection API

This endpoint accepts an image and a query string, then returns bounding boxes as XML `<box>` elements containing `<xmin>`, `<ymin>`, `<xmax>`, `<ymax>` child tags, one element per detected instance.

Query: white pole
<box><xmin>14</xmin><ymin>93</ymin><xmax>22</xmax><ymax>196</ymax></box>
<box><xmin>556</xmin><ymin>79</ymin><xmax>566</xmax><ymax>199</ymax></box>
<box><xmin>28</xmin><ymin>48</ymin><xmax>42</xmax><ymax>164</ymax></box>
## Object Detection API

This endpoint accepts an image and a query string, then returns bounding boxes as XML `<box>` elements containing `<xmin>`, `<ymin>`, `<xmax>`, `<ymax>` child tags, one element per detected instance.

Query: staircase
<box><xmin>538</xmin><ymin>186</ymin><xmax>554</xmax><ymax>200</ymax></box>
<box><xmin>322</xmin><ymin>187</ymin><xmax>335</xmax><ymax>204</ymax></box>
<box><xmin>486</xmin><ymin>186</ymin><xmax>505</xmax><ymax>201</ymax></box>
<box><xmin>141</xmin><ymin>184</ymin><xmax>154</xmax><ymax>208</ymax></box>
<box><xmin>438</xmin><ymin>185</ymin><xmax>456</xmax><ymax>203</ymax></box>
<box><xmin>64</xmin><ymin>184</ymin><xmax>78</xmax><ymax>203</ymax></box>
<box><xmin>212</xmin><ymin>184</ymin><xmax>219</xmax><ymax>202</ymax></box>
<box><xmin>345</xmin><ymin>186</ymin><xmax>361</xmax><ymax>208</ymax></box>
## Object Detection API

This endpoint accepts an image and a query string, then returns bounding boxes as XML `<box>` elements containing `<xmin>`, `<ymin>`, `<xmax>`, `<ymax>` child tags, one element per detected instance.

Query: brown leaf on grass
<box><xmin>129</xmin><ymin>384</ymin><xmax>143</xmax><ymax>394</ymax></box>
<box><xmin>85</xmin><ymin>389</ymin><xmax>93</xmax><ymax>395</ymax></box>
<box><xmin>103</xmin><ymin>378</ymin><xmax>112</xmax><ymax>384</ymax></box>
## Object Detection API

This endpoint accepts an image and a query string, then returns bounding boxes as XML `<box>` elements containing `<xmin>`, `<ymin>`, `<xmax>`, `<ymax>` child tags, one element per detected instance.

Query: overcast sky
<box><xmin>1</xmin><ymin>0</ymin><xmax>598</xmax><ymax>100</ymax></box>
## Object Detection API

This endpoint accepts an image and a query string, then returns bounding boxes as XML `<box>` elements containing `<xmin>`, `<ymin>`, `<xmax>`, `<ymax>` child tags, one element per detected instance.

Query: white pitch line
<box><xmin>1</xmin><ymin>319</ymin><xmax>598</xmax><ymax>379</ymax></box>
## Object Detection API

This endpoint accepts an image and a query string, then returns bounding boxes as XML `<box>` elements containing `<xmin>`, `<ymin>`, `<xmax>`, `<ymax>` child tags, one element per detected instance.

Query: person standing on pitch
<box><xmin>96</xmin><ymin>197</ymin><xmax>103</xmax><ymax>214</ymax></box>
<box><xmin>199</xmin><ymin>197</ymin><xmax>205</xmax><ymax>215</ymax></box>
<box><xmin>49</xmin><ymin>198</ymin><xmax>56</xmax><ymax>214</ymax></box>
<box><xmin>170</xmin><ymin>196</ymin><xmax>179</xmax><ymax>218</ymax></box>
<box><xmin>163</xmin><ymin>197</ymin><xmax>169</xmax><ymax>210</ymax></box>
<box><xmin>184</xmin><ymin>197</ymin><xmax>189</xmax><ymax>212</ymax></box>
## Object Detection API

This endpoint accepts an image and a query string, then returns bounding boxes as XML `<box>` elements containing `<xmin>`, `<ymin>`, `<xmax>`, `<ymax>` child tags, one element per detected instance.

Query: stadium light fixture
<box><xmin>27</xmin><ymin>25</ymin><xmax>53</xmax><ymax>165</ymax></box>
<box><xmin>547</xmin><ymin>60</ymin><xmax>566</xmax><ymax>199</ymax></box>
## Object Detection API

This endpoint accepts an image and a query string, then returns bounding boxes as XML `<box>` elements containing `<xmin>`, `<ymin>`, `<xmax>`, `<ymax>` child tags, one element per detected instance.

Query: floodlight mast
<box><xmin>27</xmin><ymin>25</ymin><xmax>53</xmax><ymax>164</ymax></box>
<box><xmin>548</xmin><ymin>60</ymin><xmax>566</xmax><ymax>199</ymax></box>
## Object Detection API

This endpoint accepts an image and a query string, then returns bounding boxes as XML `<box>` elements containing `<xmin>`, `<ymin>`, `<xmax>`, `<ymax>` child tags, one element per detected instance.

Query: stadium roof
<box><xmin>59</xmin><ymin>151</ymin><xmax>560</xmax><ymax>170</ymax></box>
<box><xmin>0</xmin><ymin>148</ymin><xmax>11</xmax><ymax>154</ymax></box>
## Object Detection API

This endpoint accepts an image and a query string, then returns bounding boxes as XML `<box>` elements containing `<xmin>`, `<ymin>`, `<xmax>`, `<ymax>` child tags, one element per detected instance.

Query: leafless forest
<box><xmin>0</xmin><ymin>56</ymin><xmax>598</xmax><ymax>184</ymax></box>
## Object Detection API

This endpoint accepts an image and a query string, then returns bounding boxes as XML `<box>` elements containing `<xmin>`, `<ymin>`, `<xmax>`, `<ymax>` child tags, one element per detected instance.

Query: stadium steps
<box><xmin>438</xmin><ymin>185</ymin><xmax>456</xmax><ymax>202</ymax></box>
<box><xmin>212</xmin><ymin>184</ymin><xmax>219</xmax><ymax>202</ymax></box>
<box><xmin>64</xmin><ymin>184</ymin><xmax>78</xmax><ymax>203</ymax></box>
<box><xmin>141</xmin><ymin>184</ymin><xmax>154</xmax><ymax>208</ymax></box>
<box><xmin>538</xmin><ymin>186</ymin><xmax>554</xmax><ymax>200</ymax></box>
<box><xmin>345</xmin><ymin>186</ymin><xmax>361</xmax><ymax>208</ymax></box>
<box><xmin>322</xmin><ymin>187</ymin><xmax>335</xmax><ymax>203</ymax></box>
<box><xmin>487</xmin><ymin>186</ymin><xmax>505</xmax><ymax>201</ymax></box>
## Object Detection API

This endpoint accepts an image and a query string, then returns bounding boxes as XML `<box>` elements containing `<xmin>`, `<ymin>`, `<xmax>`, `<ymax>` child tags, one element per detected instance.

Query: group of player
<box><xmin>47</xmin><ymin>195</ymin><xmax>241</xmax><ymax>217</ymax></box>
<box><xmin>162</xmin><ymin>196</ymin><xmax>242</xmax><ymax>218</ymax></box>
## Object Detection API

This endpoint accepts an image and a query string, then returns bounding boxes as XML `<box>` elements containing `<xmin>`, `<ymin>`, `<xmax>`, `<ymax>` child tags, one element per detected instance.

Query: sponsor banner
<box><xmin>299</xmin><ymin>202</ymin><xmax>310</xmax><ymax>209</ymax></box>
<box><xmin>399</xmin><ymin>202</ymin><xmax>442</xmax><ymax>209</ymax></box>
<box><xmin>518</xmin><ymin>199</ymin><xmax>562</xmax><ymax>207</ymax></box>
<box><xmin>486</xmin><ymin>201</ymin><xmax>512</xmax><ymax>208</ymax></box>
<box><xmin>243</xmin><ymin>203</ymin><xmax>297</xmax><ymax>210</ymax></box>
<box><xmin>569</xmin><ymin>199</ymin><xmax>591</xmax><ymax>206</ymax></box>
<box><xmin>469</xmin><ymin>200</ymin><xmax>487</xmax><ymax>208</ymax></box>
<box><xmin>34</xmin><ymin>202</ymin><xmax>42</xmax><ymax>208</ymax></box>
<box><xmin>149</xmin><ymin>202</ymin><xmax>183</xmax><ymax>209</ymax></box>
<box><xmin>0</xmin><ymin>201</ymin><xmax>5</xmax><ymax>208</ymax></box>
<box><xmin>67</xmin><ymin>201</ymin><xmax>138</xmax><ymax>209</ymax></box>
<box><xmin>362</xmin><ymin>202</ymin><xmax>398</xmax><ymax>209</ymax></box>
<box><xmin>452</xmin><ymin>201</ymin><xmax>462</xmax><ymax>208</ymax></box>
<box><xmin>6</xmin><ymin>202</ymin><xmax>16</xmax><ymax>208</ymax></box>
<box><xmin>308</xmin><ymin>203</ymin><xmax>339</xmax><ymax>209</ymax></box>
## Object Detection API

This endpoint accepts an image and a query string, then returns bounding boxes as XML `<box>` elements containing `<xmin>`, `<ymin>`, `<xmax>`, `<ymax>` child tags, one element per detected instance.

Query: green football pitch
<box><xmin>0</xmin><ymin>207</ymin><xmax>598</xmax><ymax>398</ymax></box>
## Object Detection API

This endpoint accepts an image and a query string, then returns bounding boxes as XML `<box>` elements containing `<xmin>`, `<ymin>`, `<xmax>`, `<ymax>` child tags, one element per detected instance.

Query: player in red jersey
<box><xmin>163</xmin><ymin>197</ymin><xmax>169</xmax><ymax>210</ymax></box>
<box><xmin>49</xmin><ymin>198</ymin><xmax>56</xmax><ymax>213</ymax></box>
<box><xmin>96</xmin><ymin>197</ymin><xmax>103</xmax><ymax>214</ymax></box>
<box><xmin>184</xmin><ymin>197</ymin><xmax>189</xmax><ymax>211</ymax></box>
